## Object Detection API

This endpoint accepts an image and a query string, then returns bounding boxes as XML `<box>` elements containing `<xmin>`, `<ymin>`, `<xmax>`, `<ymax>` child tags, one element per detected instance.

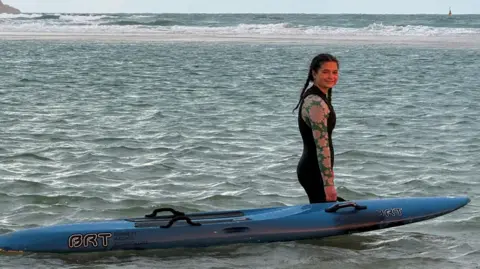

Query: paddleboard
<box><xmin>0</xmin><ymin>196</ymin><xmax>470</xmax><ymax>253</ymax></box>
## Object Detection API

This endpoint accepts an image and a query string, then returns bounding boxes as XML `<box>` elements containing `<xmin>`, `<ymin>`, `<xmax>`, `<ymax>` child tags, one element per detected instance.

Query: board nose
<box><xmin>450</xmin><ymin>196</ymin><xmax>471</xmax><ymax>208</ymax></box>
<box><xmin>423</xmin><ymin>196</ymin><xmax>472</xmax><ymax>215</ymax></box>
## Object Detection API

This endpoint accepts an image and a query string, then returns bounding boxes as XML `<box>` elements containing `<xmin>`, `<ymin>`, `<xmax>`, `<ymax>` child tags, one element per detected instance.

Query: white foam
<box><xmin>1</xmin><ymin>21</ymin><xmax>478</xmax><ymax>37</ymax></box>
<box><xmin>58</xmin><ymin>14</ymin><xmax>109</xmax><ymax>23</ymax></box>
<box><xmin>1</xmin><ymin>13</ymin><xmax>479</xmax><ymax>44</ymax></box>
<box><xmin>0</xmin><ymin>13</ymin><xmax>43</xmax><ymax>19</ymax></box>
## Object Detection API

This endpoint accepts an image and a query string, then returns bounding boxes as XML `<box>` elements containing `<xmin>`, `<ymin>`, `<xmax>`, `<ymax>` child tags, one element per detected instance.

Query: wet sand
<box><xmin>1</xmin><ymin>31</ymin><xmax>479</xmax><ymax>48</ymax></box>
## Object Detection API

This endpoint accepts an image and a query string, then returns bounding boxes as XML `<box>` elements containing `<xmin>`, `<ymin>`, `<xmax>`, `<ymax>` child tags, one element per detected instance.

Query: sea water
<box><xmin>0</xmin><ymin>13</ymin><xmax>479</xmax><ymax>269</ymax></box>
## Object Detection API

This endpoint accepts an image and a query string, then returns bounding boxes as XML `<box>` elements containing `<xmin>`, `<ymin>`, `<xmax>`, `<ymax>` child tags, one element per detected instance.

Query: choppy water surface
<box><xmin>0</xmin><ymin>28</ymin><xmax>479</xmax><ymax>269</ymax></box>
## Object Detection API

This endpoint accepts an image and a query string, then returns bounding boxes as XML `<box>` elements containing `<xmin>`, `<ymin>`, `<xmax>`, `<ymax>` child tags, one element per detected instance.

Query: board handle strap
<box><xmin>325</xmin><ymin>202</ymin><xmax>367</xmax><ymax>213</ymax></box>
<box><xmin>161</xmin><ymin>216</ymin><xmax>202</xmax><ymax>228</ymax></box>
<box><xmin>145</xmin><ymin>208</ymin><xmax>186</xmax><ymax>218</ymax></box>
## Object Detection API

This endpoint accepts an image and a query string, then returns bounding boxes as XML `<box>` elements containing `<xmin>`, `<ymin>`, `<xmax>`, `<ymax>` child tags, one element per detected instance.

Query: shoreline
<box><xmin>0</xmin><ymin>32</ymin><xmax>479</xmax><ymax>49</ymax></box>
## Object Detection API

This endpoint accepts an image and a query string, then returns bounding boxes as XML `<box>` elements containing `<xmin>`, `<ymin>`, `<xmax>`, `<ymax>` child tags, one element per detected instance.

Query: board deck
<box><xmin>0</xmin><ymin>196</ymin><xmax>471</xmax><ymax>254</ymax></box>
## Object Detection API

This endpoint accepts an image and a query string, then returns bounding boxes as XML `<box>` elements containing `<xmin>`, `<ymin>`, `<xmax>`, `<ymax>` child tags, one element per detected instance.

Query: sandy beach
<box><xmin>1</xmin><ymin>31</ymin><xmax>479</xmax><ymax>48</ymax></box>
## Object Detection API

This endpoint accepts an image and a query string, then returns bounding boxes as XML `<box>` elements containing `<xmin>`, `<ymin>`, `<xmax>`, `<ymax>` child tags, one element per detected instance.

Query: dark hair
<box><xmin>293</xmin><ymin>53</ymin><xmax>339</xmax><ymax>112</ymax></box>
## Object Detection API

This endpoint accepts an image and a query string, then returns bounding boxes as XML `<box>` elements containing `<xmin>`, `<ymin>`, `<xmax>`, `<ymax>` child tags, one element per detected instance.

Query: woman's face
<box><xmin>313</xmin><ymin>61</ymin><xmax>339</xmax><ymax>90</ymax></box>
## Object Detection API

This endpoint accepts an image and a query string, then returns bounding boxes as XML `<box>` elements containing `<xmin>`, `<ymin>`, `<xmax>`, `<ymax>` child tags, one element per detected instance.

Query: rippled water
<box><xmin>0</xmin><ymin>40</ymin><xmax>479</xmax><ymax>268</ymax></box>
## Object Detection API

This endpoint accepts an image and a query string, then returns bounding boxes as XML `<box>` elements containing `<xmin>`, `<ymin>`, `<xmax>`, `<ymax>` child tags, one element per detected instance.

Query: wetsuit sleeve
<box><xmin>301</xmin><ymin>96</ymin><xmax>334</xmax><ymax>187</ymax></box>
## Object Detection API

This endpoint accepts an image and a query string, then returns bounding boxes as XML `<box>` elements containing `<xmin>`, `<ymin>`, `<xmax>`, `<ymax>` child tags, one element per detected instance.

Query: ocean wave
<box><xmin>0</xmin><ymin>13</ymin><xmax>42</xmax><ymax>19</ymax></box>
<box><xmin>4</xmin><ymin>152</ymin><xmax>53</xmax><ymax>162</ymax></box>
<box><xmin>0</xmin><ymin>13</ymin><xmax>107</xmax><ymax>20</ymax></box>
<box><xmin>0</xmin><ymin>13</ymin><xmax>479</xmax><ymax>37</ymax></box>
<box><xmin>8</xmin><ymin>14</ymin><xmax>61</xmax><ymax>20</ymax></box>
<box><xmin>100</xmin><ymin>19</ymin><xmax>183</xmax><ymax>27</ymax></box>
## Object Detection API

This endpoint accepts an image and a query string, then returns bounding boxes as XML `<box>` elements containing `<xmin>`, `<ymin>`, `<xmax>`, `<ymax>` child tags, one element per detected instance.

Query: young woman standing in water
<box><xmin>294</xmin><ymin>53</ymin><xmax>341</xmax><ymax>204</ymax></box>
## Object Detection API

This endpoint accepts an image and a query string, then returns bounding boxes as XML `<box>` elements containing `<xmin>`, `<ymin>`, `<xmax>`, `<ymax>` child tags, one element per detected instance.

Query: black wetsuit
<box><xmin>296</xmin><ymin>85</ymin><xmax>336</xmax><ymax>204</ymax></box>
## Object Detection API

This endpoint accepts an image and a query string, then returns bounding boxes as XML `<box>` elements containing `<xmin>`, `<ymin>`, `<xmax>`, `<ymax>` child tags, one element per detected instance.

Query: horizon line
<box><xmin>11</xmin><ymin>11</ymin><xmax>478</xmax><ymax>15</ymax></box>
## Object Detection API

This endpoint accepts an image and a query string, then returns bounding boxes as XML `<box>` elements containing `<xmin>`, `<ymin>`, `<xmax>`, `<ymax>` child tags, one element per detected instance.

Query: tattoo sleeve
<box><xmin>301</xmin><ymin>96</ymin><xmax>334</xmax><ymax>187</ymax></box>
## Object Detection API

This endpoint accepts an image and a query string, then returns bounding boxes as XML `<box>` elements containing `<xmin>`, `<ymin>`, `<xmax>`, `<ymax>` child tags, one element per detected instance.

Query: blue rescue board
<box><xmin>0</xmin><ymin>196</ymin><xmax>470</xmax><ymax>253</ymax></box>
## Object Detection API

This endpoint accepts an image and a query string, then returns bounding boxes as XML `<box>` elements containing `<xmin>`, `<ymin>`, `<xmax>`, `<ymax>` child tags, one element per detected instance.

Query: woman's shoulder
<box><xmin>301</xmin><ymin>94</ymin><xmax>330</xmax><ymax>124</ymax></box>
<box><xmin>302</xmin><ymin>94</ymin><xmax>327</xmax><ymax>109</ymax></box>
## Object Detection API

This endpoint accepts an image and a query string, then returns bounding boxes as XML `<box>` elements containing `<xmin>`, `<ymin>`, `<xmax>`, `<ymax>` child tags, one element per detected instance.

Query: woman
<box><xmin>293</xmin><ymin>53</ymin><xmax>341</xmax><ymax>204</ymax></box>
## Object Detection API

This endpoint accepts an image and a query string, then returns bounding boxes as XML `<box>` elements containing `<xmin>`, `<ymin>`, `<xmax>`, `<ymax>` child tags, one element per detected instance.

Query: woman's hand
<box><xmin>324</xmin><ymin>185</ymin><xmax>337</xmax><ymax>202</ymax></box>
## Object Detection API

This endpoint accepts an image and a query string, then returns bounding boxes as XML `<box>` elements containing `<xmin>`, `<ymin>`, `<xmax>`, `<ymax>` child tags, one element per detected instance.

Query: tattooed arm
<box><xmin>301</xmin><ymin>95</ymin><xmax>336</xmax><ymax>200</ymax></box>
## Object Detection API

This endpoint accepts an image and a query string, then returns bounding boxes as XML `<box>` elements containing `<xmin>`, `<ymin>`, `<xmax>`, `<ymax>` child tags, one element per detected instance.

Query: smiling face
<box><xmin>312</xmin><ymin>61</ymin><xmax>339</xmax><ymax>92</ymax></box>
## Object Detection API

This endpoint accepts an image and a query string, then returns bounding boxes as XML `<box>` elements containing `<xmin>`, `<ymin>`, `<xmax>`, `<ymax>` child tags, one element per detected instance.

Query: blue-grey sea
<box><xmin>0</xmin><ymin>13</ymin><xmax>479</xmax><ymax>269</ymax></box>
